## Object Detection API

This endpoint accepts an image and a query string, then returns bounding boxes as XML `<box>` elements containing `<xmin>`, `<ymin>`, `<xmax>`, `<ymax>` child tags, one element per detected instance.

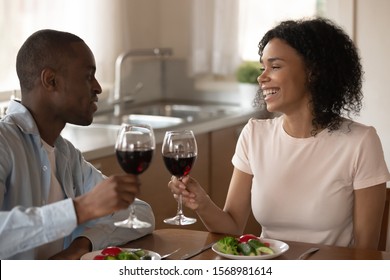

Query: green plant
<box><xmin>236</xmin><ymin>61</ymin><xmax>262</xmax><ymax>84</ymax></box>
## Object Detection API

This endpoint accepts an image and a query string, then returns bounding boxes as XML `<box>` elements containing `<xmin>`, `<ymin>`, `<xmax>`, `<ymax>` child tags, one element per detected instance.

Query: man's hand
<box><xmin>73</xmin><ymin>174</ymin><xmax>140</xmax><ymax>224</ymax></box>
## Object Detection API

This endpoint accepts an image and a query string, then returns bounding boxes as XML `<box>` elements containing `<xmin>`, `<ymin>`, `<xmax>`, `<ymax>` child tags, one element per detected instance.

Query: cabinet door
<box><xmin>210</xmin><ymin>124</ymin><xmax>261</xmax><ymax>235</ymax></box>
<box><xmin>90</xmin><ymin>154</ymin><xmax>123</xmax><ymax>175</ymax></box>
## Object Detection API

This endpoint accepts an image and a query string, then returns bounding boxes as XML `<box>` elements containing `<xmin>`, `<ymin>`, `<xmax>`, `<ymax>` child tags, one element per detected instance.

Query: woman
<box><xmin>168</xmin><ymin>18</ymin><xmax>390</xmax><ymax>249</ymax></box>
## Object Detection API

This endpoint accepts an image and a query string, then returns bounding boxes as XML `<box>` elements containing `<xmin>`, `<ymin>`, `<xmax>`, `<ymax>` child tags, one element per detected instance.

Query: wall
<box><xmin>159</xmin><ymin>0</ymin><xmax>191</xmax><ymax>59</ymax></box>
<box><xmin>323</xmin><ymin>0</ymin><xmax>355</xmax><ymax>38</ymax></box>
<box><xmin>127</xmin><ymin>0</ymin><xmax>191</xmax><ymax>59</ymax></box>
<box><xmin>354</xmin><ymin>0</ymin><xmax>390</xmax><ymax>172</ymax></box>
<box><xmin>354</xmin><ymin>0</ymin><xmax>390</xmax><ymax>250</ymax></box>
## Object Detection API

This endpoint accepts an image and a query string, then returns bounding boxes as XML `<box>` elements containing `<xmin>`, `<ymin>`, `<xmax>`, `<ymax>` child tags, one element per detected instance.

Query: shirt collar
<box><xmin>5</xmin><ymin>99</ymin><xmax>69</xmax><ymax>156</ymax></box>
<box><xmin>4</xmin><ymin>99</ymin><xmax>40</xmax><ymax>135</ymax></box>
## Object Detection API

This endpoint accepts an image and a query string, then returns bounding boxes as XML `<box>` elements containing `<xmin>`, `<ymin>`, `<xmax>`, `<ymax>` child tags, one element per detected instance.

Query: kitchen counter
<box><xmin>61</xmin><ymin>105</ymin><xmax>269</xmax><ymax>161</ymax></box>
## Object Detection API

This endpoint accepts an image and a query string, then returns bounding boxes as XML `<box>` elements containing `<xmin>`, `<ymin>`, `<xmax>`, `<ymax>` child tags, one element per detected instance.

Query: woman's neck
<box><xmin>282</xmin><ymin>112</ymin><xmax>321</xmax><ymax>138</ymax></box>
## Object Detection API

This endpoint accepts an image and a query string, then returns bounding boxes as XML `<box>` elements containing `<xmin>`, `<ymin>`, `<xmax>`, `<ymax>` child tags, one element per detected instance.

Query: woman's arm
<box><xmin>173</xmin><ymin>168</ymin><xmax>253</xmax><ymax>235</ymax></box>
<box><xmin>353</xmin><ymin>183</ymin><xmax>386</xmax><ymax>249</ymax></box>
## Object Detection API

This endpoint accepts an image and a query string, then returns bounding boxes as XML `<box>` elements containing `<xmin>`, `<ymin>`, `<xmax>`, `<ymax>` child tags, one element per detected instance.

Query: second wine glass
<box><xmin>114</xmin><ymin>123</ymin><xmax>155</xmax><ymax>229</ymax></box>
<box><xmin>162</xmin><ymin>130</ymin><xmax>197</xmax><ymax>225</ymax></box>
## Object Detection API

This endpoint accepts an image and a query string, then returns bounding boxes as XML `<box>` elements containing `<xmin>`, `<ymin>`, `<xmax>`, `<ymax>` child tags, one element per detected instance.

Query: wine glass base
<box><xmin>114</xmin><ymin>218</ymin><xmax>152</xmax><ymax>229</ymax></box>
<box><xmin>164</xmin><ymin>214</ymin><xmax>197</xmax><ymax>226</ymax></box>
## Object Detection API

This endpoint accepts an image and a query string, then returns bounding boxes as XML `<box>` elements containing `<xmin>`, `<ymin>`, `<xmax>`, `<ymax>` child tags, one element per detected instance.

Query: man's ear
<box><xmin>41</xmin><ymin>68</ymin><xmax>56</xmax><ymax>90</ymax></box>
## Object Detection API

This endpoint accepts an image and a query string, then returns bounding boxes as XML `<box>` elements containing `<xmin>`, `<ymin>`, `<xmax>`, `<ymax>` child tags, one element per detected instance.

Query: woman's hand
<box><xmin>168</xmin><ymin>175</ymin><xmax>209</xmax><ymax>211</ymax></box>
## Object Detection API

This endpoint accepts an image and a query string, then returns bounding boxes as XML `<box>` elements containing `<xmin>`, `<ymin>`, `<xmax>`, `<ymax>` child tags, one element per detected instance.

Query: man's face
<box><xmin>52</xmin><ymin>42</ymin><xmax>102</xmax><ymax>126</ymax></box>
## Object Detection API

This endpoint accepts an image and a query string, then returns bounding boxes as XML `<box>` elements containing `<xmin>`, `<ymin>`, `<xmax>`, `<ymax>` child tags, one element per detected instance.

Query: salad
<box><xmin>216</xmin><ymin>234</ymin><xmax>274</xmax><ymax>256</ymax></box>
<box><xmin>92</xmin><ymin>246</ymin><xmax>152</xmax><ymax>260</ymax></box>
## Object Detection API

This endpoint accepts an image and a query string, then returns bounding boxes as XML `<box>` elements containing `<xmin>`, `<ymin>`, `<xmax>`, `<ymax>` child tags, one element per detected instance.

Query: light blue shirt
<box><xmin>0</xmin><ymin>100</ymin><xmax>155</xmax><ymax>259</ymax></box>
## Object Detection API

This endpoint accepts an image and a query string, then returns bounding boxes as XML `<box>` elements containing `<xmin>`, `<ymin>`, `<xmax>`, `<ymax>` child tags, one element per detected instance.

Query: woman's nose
<box><xmin>257</xmin><ymin>69</ymin><xmax>271</xmax><ymax>85</ymax></box>
<box><xmin>258</xmin><ymin>71</ymin><xmax>269</xmax><ymax>85</ymax></box>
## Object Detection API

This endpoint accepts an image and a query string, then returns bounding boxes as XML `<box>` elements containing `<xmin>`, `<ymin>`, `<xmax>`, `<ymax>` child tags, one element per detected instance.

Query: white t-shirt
<box><xmin>232</xmin><ymin>116</ymin><xmax>390</xmax><ymax>247</ymax></box>
<box><xmin>36</xmin><ymin>140</ymin><xmax>65</xmax><ymax>259</ymax></box>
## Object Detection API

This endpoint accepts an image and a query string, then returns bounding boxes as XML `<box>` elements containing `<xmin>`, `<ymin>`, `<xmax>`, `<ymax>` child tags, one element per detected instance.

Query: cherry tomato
<box><xmin>93</xmin><ymin>254</ymin><xmax>106</xmax><ymax>260</ymax></box>
<box><xmin>238</xmin><ymin>234</ymin><xmax>259</xmax><ymax>243</ymax></box>
<box><xmin>101</xmin><ymin>246</ymin><xmax>122</xmax><ymax>256</ymax></box>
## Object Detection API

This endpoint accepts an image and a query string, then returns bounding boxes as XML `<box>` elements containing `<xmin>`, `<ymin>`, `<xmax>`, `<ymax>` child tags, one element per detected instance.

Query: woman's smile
<box><xmin>263</xmin><ymin>88</ymin><xmax>280</xmax><ymax>101</ymax></box>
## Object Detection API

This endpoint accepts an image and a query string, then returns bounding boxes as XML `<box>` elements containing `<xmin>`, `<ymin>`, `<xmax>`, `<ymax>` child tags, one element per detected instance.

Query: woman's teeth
<box><xmin>263</xmin><ymin>89</ymin><xmax>278</xmax><ymax>97</ymax></box>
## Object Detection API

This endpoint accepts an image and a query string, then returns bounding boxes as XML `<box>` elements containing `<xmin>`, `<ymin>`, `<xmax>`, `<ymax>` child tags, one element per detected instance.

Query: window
<box><xmin>239</xmin><ymin>0</ymin><xmax>324</xmax><ymax>61</ymax></box>
<box><xmin>0</xmin><ymin>0</ymin><xmax>325</xmax><ymax>94</ymax></box>
<box><xmin>190</xmin><ymin>0</ymin><xmax>323</xmax><ymax>78</ymax></box>
<box><xmin>0</xmin><ymin>0</ymin><xmax>132</xmax><ymax>93</ymax></box>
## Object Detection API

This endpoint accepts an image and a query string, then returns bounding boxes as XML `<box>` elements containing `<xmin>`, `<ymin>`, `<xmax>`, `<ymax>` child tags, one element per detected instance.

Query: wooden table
<box><xmin>123</xmin><ymin>229</ymin><xmax>390</xmax><ymax>260</ymax></box>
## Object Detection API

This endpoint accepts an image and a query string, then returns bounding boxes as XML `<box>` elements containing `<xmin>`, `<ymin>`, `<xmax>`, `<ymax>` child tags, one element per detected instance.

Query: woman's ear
<box><xmin>41</xmin><ymin>68</ymin><xmax>56</xmax><ymax>90</ymax></box>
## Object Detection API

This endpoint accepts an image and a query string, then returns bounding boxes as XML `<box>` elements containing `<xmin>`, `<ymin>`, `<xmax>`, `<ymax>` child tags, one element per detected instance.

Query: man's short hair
<box><xmin>16</xmin><ymin>29</ymin><xmax>84</xmax><ymax>91</ymax></box>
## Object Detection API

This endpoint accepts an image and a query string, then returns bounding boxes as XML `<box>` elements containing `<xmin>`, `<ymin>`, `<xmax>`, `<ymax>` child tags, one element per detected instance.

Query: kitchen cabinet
<box><xmin>210</xmin><ymin>123</ymin><xmax>261</xmax><ymax>235</ymax></box>
<box><xmin>89</xmin><ymin>154</ymin><xmax>122</xmax><ymax>175</ymax></box>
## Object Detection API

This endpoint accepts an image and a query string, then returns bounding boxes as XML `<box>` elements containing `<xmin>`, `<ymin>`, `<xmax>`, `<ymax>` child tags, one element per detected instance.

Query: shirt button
<box><xmin>42</xmin><ymin>166</ymin><xmax>48</xmax><ymax>171</ymax></box>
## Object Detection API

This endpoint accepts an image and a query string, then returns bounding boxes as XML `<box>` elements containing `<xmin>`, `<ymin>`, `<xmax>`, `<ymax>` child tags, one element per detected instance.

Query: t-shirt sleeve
<box><xmin>353</xmin><ymin>127</ymin><xmax>390</xmax><ymax>189</ymax></box>
<box><xmin>232</xmin><ymin>119</ymin><xmax>254</xmax><ymax>175</ymax></box>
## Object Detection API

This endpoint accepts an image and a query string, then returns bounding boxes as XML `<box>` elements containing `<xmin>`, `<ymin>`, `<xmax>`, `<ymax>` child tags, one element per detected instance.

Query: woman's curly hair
<box><xmin>256</xmin><ymin>17</ymin><xmax>363</xmax><ymax>133</ymax></box>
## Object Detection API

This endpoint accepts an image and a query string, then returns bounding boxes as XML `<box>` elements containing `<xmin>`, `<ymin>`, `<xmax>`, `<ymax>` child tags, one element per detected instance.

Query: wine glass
<box><xmin>114</xmin><ymin>123</ymin><xmax>155</xmax><ymax>228</ymax></box>
<box><xmin>162</xmin><ymin>130</ymin><xmax>197</xmax><ymax>225</ymax></box>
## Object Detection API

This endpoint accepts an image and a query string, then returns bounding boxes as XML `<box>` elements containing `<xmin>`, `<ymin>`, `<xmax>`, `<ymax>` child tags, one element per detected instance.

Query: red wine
<box><xmin>116</xmin><ymin>149</ymin><xmax>153</xmax><ymax>174</ymax></box>
<box><xmin>163</xmin><ymin>154</ymin><xmax>196</xmax><ymax>177</ymax></box>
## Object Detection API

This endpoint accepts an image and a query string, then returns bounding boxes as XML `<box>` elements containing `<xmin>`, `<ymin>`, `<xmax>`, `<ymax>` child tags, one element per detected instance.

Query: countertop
<box><xmin>61</xmin><ymin>105</ymin><xmax>268</xmax><ymax>161</ymax></box>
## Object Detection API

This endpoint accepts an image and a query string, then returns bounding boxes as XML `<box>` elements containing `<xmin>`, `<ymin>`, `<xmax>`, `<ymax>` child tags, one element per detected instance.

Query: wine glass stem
<box><xmin>176</xmin><ymin>194</ymin><xmax>184</xmax><ymax>216</ymax></box>
<box><xmin>176</xmin><ymin>177</ymin><xmax>185</xmax><ymax>216</ymax></box>
<box><xmin>129</xmin><ymin>204</ymin><xmax>137</xmax><ymax>221</ymax></box>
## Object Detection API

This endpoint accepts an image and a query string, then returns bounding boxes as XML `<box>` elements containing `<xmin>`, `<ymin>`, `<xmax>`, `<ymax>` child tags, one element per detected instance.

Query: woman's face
<box><xmin>258</xmin><ymin>38</ymin><xmax>311</xmax><ymax>115</ymax></box>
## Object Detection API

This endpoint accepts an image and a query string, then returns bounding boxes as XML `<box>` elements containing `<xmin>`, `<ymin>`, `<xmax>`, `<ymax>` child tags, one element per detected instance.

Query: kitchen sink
<box><xmin>92</xmin><ymin>100</ymin><xmax>242</xmax><ymax>130</ymax></box>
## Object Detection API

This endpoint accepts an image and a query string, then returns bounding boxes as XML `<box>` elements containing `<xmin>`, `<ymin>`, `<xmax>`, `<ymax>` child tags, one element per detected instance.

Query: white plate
<box><xmin>212</xmin><ymin>238</ymin><xmax>289</xmax><ymax>260</ymax></box>
<box><xmin>81</xmin><ymin>248</ymin><xmax>161</xmax><ymax>260</ymax></box>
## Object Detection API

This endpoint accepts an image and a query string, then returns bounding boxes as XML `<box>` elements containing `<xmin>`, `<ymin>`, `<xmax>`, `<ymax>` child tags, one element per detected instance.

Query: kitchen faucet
<box><xmin>110</xmin><ymin>48</ymin><xmax>173</xmax><ymax>116</ymax></box>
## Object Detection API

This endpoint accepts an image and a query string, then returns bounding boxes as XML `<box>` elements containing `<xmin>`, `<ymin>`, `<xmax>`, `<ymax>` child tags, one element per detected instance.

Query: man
<box><xmin>0</xmin><ymin>29</ymin><xmax>155</xmax><ymax>259</ymax></box>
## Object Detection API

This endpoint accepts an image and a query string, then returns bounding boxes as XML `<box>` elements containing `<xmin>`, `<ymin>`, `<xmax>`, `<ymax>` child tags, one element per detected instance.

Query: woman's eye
<box><xmin>261</xmin><ymin>65</ymin><xmax>280</xmax><ymax>72</ymax></box>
